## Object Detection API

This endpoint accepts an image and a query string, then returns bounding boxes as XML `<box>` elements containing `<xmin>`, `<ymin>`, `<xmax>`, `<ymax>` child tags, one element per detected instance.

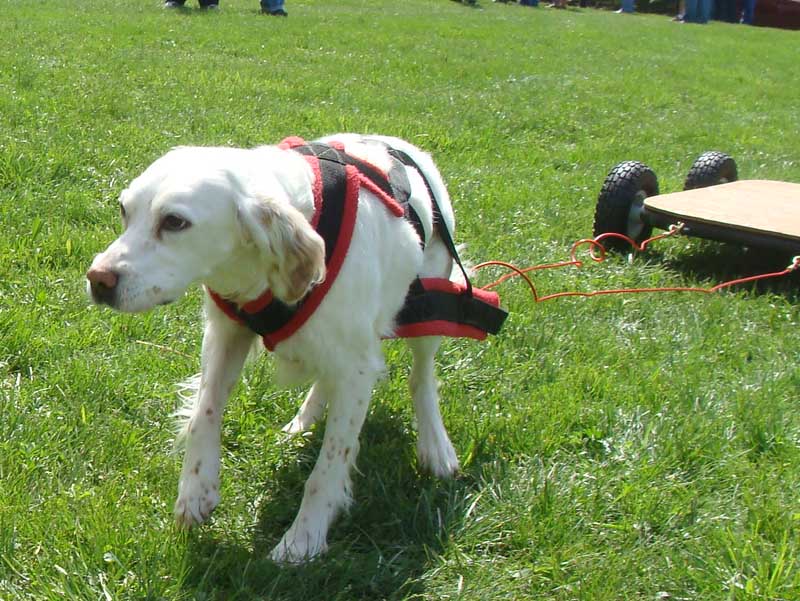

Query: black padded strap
<box><xmin>387</xmin><ymin>148</ymin><xmax>473</xmax><ymax>297</ymax></box>
<box><xmin>295</xmin><ymin>143</ymin><xmax>427</xmax><ymax>246</ymax></box>
<box><xmin>395</xmin><ymin>279</ymin><xmax>507</xmax><ymax>334</ymax></box>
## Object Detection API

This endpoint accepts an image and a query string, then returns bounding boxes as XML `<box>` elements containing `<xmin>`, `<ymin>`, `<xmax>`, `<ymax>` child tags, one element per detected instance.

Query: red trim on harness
<box><xmin>242</xmin><ymin>290</ymin><xmax>274</xmax><ymax>313</ymax></box>
<box><xmin>281</xmin><ymin>136</ymin><xmax>401</xmax><ymax>218</ymax></box>
<box><xmin>207</xmin><ymin>288</ymin><xmax>277</xmax><ymax>324</ymax></box>
<box><xmin>278</xmin><ymin>138</ymin><xmax>324</xmax><ymax>228</ymax></box>
<box><xmin>393</xmin><ymin>320</ymin><xmax>490</xmax><ymax>341</ymax></box>
<box><xmin>258</xmin><ymin>164</ymin><xmax>360</xmax><ymax>350</ymax></box>
<box><xmin>358</xmin><ymin>173</ymin><xmax>405</xmax><ymax>217</ymax></box>
<box><xmin>416</xmin><ymin>278</ymin><xmax>500</xmax><ymax>306</ymax></box>
<box><xmin>208</xmin><ymin>288</ymin><xmax>245</xmax><ymax>323</ymax></box>
<box><xmin>389</xmin><ymin>278</ymin><xmax>501</xmax><ymax>341</ymax></box>
<box><xmin>279</xmin><ymin>136</ymin><xmax>307</xmax><ymax>150</ymax></box>
<box><xmin>304</xmin><ymin>156</ymin><xmax>324</xmax><ymax>229</ymax></box>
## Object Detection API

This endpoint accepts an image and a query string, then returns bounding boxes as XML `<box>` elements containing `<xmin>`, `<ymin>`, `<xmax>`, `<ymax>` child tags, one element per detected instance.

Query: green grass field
<box><xmin>1</xmin><ymin>0</ymin><xmax>799</xmax><ymax>598</ymax></box>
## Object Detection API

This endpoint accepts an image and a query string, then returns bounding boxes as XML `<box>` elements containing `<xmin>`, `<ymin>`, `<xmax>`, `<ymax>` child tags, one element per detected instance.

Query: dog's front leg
<box><xmin>174</xmin><ymin>306</ymin><xmax>255</xmax><ymax>528</ymax></box>
<box><xmin>270</xmin><ymin>361</ymin><xmax>379</xmax><ymax>563</ymax></box>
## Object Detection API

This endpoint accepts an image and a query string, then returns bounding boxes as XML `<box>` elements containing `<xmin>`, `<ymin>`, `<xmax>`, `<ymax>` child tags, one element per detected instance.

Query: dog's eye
<box><xmin>160</xmin><ymin>214</ymin><xmax>191</xmax><ymax>233</ymax></box>
<box><xmin>118</xmin><ymin>203</ymin><xmax>129</xmax><ymax>232</ymax></box>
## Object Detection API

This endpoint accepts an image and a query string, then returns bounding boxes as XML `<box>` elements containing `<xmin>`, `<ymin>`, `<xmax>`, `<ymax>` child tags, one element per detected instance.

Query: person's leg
<box><xmin>742</xmin><ymin>0</ymin><xmax>755</xmax><ymax>23</ymax></box>
<box><xmin>684</xmin><ymin>0</ymin><xmax>698</xmax><ymax>21</ymax></box>
<box><xmin>700</xmin><ymin>0</ymin><xmax>712</xmax><ymax>22</ymax></box>
<box><xmin>261</xmin><ymin>0</ymin><xmax>287</xmax><ymax>14</ymax></box>
<box><xmin>721</xmin><ymin>0</ymin><xmax>737</xmax><ymax>21</ymax></box>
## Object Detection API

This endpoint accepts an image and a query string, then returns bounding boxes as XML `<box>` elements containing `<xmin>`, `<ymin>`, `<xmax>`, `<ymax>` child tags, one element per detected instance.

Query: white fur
<box><xmin>87</xmin><ymin>134</ymin><xmax>460</xmax><ymax>563</ymax></box>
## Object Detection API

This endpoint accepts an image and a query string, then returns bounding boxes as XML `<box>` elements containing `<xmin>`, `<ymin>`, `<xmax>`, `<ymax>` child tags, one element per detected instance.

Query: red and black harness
<box><xmin>208</xmin><ymin>137</ymin><xmax>507</xmax><ymax>351</ymax></box>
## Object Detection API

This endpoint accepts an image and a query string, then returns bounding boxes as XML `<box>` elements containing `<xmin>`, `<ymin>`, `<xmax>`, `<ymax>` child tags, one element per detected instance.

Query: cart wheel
<box><xmin>593</xmin><ymin>161</ymin><xmax>658</xmax><ymax>251</ymax></box>
<box><xmin>683</xmin><ymin>151</ymin><xmax>738</xmax><ymax>190</ymax></box>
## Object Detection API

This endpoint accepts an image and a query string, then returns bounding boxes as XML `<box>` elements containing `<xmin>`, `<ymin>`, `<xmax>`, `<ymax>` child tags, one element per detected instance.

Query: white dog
<box><xmin>86</xmin><ymin>134</ymin><xmax>504</xmax><ymax>563</ymax></box>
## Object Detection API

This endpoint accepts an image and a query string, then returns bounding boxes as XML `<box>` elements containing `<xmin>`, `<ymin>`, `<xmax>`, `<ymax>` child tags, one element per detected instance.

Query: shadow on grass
<box><xmin>661</xmin><ymin>240</ymin><xmax>800</xmax><ymax>299</ymax></box>
<box><xmin>181</xmin><ymin>403</ymin><xmax>497</xmax><ymax>600</ymax></box>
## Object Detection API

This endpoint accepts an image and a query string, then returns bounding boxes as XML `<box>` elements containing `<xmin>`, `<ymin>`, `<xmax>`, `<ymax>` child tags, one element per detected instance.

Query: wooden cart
<box><xmin>593</xmin><ymin>152</ymin><xmax>800</xmax><ymax>256</ymax></box>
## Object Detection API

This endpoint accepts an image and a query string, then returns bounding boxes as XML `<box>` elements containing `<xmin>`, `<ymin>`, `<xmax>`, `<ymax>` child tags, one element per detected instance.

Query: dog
<box><xmin>86</xmin><ymin>134</ymin><xmax>504</xmax><ymax>563</ymax></box>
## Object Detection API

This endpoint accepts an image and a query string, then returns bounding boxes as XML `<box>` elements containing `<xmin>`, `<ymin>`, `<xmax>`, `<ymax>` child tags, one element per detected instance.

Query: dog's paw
<box><xmin>281</xmin><ymin>413</ymin><xmax>314</xmax><ymax>435</ymax></box>
<box><xmin>270</xmin><ymin>525</ymin><xmax>328</xmax><ymax>565</ymax></box>
<box><xmin>281</xmin><ymin>389</ymin><xmax>326</xmax><ymax>435</ymax></box>
<box><xmin>417</xmin><ymin>435</ymin><xmax>460</xmax><ymax>479</ymax></box>
<box><xmin>174</xmin><ymin>473</ymin><xmax>221</xmax><ymax>528</ymax></box>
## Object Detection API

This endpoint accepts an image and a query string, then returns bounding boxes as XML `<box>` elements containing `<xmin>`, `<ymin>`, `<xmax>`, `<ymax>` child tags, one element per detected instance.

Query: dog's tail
<box><xmin>451</xmin><ymin>243</ymin><xmax>474</xmax><ymax>285</ymax></box>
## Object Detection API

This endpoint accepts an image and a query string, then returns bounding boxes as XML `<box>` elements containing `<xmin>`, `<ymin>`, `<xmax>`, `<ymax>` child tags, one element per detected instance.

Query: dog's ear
<box><xmin>238</xmin><ymin>194</ymin><xmax>326</xmax><ymax>304</ymax></box>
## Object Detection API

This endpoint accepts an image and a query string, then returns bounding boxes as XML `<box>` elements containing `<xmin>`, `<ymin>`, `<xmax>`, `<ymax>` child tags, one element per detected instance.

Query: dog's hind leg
<box><xmin>282</xmin><ymin>383</ymin><xmax>327</xmax><ymax>434</ymax></box>
<box><xmin>408</xmin><ymin>336</ymin><xmax>459</xmax><ymax>478</ymax></box>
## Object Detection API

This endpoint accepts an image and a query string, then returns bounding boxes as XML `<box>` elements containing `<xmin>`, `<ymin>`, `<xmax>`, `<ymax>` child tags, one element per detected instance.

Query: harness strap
<box><xmin>287</xmin><ymin>139</ymin><xmax>427</xmax><ymax>246</ymax></box>
<box><xmin>394</xmin><ymin>278</ymin><xmax>507</xmax><ymax>340</ymax></box>
<box><xmin>209</xmin><ymin>138</ymin><xmax>507</xmax><ymax>350</ymax></box>
<box><xmin>387</xmin><ymin>148</ymin><xmax>474</xmax><ymax>297</ymax></box>
<box><xmin>290</xmin><ymin>143</ymin><xmax>406</xmax><ymax>217</ymax></box>
<box><xmin>209</xmin><ymin>150</ymin><xmax>360</xmax><ymax>351</ymax></box>
<box><xmin>386</xmin><ymin>158</ymin><xmax>426</xmax><ymax>245</ymax></box>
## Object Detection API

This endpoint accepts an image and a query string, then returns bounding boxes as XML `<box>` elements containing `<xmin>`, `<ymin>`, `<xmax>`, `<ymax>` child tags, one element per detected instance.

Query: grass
<box><xmin>1</xmin><ymin>0</ymin><xmax>799</xmax><ymax>598</ymax></box>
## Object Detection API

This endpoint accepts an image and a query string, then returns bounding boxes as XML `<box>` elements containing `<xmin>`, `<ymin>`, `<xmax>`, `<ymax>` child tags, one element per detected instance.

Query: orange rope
<box><xmin>474</xmin><ymin>224</ymin><xmax>800</xmax><ymax>302</ymax></box>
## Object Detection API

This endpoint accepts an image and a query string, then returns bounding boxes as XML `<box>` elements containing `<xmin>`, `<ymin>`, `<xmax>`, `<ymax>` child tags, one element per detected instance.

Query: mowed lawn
<box><xmin>1</xmin><ymin>0</ymin><xmax>799</xmax><ymax>599</ymax></box>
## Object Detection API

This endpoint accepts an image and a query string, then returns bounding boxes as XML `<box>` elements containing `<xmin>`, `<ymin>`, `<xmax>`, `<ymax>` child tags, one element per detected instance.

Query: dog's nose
<box><xmin>87</xmin><ymin>266</ymin><xmax>118</xmax><ymax>289</ymax></box>
<box><xmin>87</xmin><ymin>266</ymin><xmax>119</xmax><ymax>305</ymax></box>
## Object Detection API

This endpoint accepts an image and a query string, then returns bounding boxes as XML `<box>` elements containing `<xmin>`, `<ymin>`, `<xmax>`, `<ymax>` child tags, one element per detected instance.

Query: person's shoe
<box><xmin>164</xmin><ymin>1</ymin><xmax>183</xmax><ymax>8</ymax></box>
<box><xmin>201</xmin><ymin>3</ymin><xmax>219</xmax><ymax>9</ymax></box>
<box><xmin>261</xmin><ymin>7</ymin><xmax>288</xmax><ymax>15</ymax></box>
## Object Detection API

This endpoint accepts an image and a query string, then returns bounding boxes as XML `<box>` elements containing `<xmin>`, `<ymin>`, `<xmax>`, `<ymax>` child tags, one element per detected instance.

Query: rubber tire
<box><xmin>593</xmin><ymin>161</ymin><xmax>658</xmax><ymax>251</ymax></box>
<box><xmin>683</xmin><ymin>151</ymin><xmax>738</xmax><ymax>190</ymax></box>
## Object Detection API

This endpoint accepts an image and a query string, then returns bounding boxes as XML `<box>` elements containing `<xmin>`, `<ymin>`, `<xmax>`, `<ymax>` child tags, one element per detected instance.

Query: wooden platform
<box><xmin>644</xmin><ymin>180</ymin><xmax>800</xmax><ymax>243</ymax></box>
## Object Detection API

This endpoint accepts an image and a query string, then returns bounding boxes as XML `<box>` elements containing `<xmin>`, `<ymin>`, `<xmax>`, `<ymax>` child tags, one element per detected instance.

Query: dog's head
<box><xmin>87</xmin><ymin>147</ymin><xmax>326</xmax><ymax>313</ymax></box>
